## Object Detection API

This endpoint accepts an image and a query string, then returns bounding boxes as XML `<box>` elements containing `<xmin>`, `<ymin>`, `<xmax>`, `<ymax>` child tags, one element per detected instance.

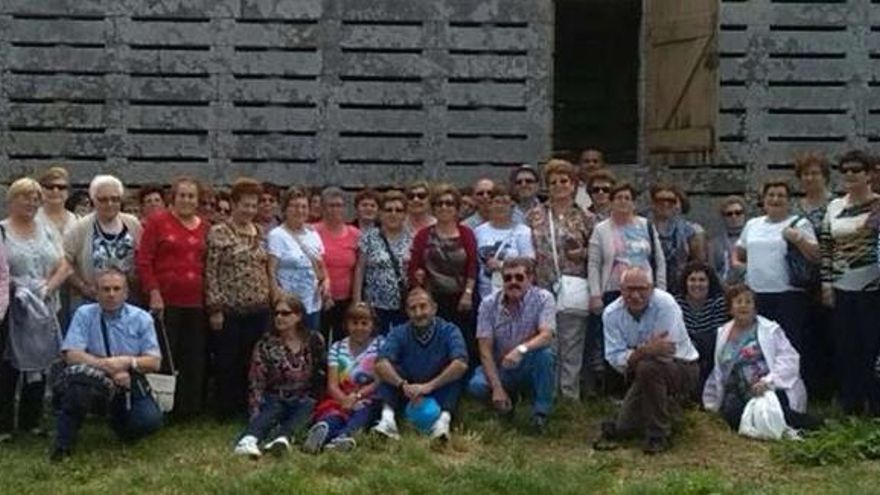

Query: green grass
<box><xmin>1</xmin><ymin>399</ymin><xmax>879</xmax><ymax>495</ymax></box>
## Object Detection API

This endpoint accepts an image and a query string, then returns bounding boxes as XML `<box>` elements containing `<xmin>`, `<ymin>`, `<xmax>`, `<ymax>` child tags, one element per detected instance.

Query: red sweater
<box><xmin>136</xmin><ymin>210</ymin><xmax>209</xmax><ymax>308</ymax></box>
<box><xmin>408</xmin><ymin>224</ymin><xmax>478</xmax><ymax>290</ymax></box>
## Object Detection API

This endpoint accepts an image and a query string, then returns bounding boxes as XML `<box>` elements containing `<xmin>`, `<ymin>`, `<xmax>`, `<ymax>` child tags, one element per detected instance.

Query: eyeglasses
<box><xmin>516</xmin><ymin>178</ymin><xmax>536</xmax><ymax>185</ymax></box>
<box><xmin>95</xmin><ymin>196</ymin><xmax>122</xmax><ymax>204</ymax></box>
<box><xmin>840</xmin><ymin>166</ymin><xmax>866</xmax><ymax>175</ymax></box>
<box><xmin>502</xmin><ymin>273</ymin><xmax>526</xmax><ymax>283</ymax></box>
<box><xmin>474</xmin><ymin>190</ymin><xmax>492</xmax><ymax>197</ymax></box>
<box><xmin>723</xmin><ymin>210</ymin><xmax>744</xmax><ymax>217</ymax></box>
<box><xmin>274</xmin><ymin>309</ymin><xmax>296</xmax><ymax>317</ymax></box>
<box><xmin>43</xmin><ymin>184</ymin><xmax>69</xmax><ymax>192</ymax></box>
<box><xmin>433</xmin><ymin>199</ymin><xmax>457</xmax><ymax>208</ymax></box>
<box><xmin>590</xmin><ymin>186</ymin><xmax>610</xmax><ymax>194</ymax></box>
<box><xmin>407</xmin><ymin>191</ymin><xmax>428</xmax><ymax>200</ymax></box>
<box><xmin>549</xmin><ymin>178</ymin><xmax>571</xmax><ymax>186</ymax></box>
<box><xmin>383</xmin><ymin>207</ymin><xmax>405</xmax><ymax>213</ymax></box>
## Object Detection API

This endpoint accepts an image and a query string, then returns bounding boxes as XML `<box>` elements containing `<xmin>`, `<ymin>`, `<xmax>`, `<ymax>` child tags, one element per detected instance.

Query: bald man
<box><xmin>595</xmin><ymin>267</ymin><xmax>699</xmax><ymax>454</ymax></box>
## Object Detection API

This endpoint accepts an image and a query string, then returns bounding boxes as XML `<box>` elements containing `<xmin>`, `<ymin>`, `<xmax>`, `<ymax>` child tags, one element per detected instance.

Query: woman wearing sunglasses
<box><xmin>36</xmin><ymin>167</ymin><xmax>78</xmax><ymax>237</ymax></box>
<box><xmin>353</xmin><ymin>190</ymin><xmax>413</xmax><ymax>335</ymax></box>
<box><xmin>820</xmin><ymin>150</ymin><xmax>880</xmax><ymax>416</ymax></box>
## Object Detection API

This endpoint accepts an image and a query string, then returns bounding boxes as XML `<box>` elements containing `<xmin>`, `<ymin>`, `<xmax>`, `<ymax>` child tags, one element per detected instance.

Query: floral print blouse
<box><xmin>248</xmin><ymin>332</ymin><xmax>326</xmax><ymax>417</ymax></box>
<box><xmin>205</xmin><ymin>221</ymin><xmax>270</xmax><ymax>312</ymax></box>
<box><xmin>528</xmin><ymin>202</ymin><xmax>595</xmax><ymax>289</ymax></box>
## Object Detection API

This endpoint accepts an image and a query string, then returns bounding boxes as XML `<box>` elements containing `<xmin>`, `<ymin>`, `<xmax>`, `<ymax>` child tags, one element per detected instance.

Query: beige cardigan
<box><xmin>587</xmin><ymin>216</ymin><xmax>666</xmax><ymax>297</ymax></box>
<box><xmin>63</xmin><ymin>212</ymin><xmax>142</xmax><ymax>289</ymax></box>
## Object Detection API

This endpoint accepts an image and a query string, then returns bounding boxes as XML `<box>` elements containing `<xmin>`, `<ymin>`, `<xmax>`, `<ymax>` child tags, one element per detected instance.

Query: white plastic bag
<box><xmin>738</xmin><ymin>390</ymin><xmax>787</xmax><ymax>440</ymax></box>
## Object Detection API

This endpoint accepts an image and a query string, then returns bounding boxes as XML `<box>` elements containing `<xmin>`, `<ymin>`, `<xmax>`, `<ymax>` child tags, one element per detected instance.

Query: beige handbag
<box><xmin>145</xmin><ymin>316</ymin><xmax>177</xmax><ymax>413</ymax></box>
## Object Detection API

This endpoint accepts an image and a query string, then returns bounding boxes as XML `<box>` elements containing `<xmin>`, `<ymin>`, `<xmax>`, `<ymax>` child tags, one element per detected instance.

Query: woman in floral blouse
<box><xmin>302</xmin><ymin>302</ymin><xmax>382</xmax><ymax>453</ymax></box>
<box><xmin>353</xmin><ymin>190</ymin><xmax>412</xmax><ymax>335</ymax></box>
<box><xmin>205</xmin><ymin>178</ymin><xmax>272</xmax><ymax>420</ymax></box>
<box><xmin>527</xmin><ymin>159</ymin><xmax>595</xmax><ymax>400</ymax></box>
<box><xmin>233</xmin><ymin>293</ymin><xmax>326</xmax><ymax>458</ymax></box>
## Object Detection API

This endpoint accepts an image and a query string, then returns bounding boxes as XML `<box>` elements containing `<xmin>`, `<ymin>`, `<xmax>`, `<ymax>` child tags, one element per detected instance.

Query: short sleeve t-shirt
<box><xmin>474</xmin><ymin>222</ymin><xmax>535</xmax><ymax>299</ymax></box>
<box><xmin>267</xmin><ymin>225</ymin><xmax>325</xmax><ymax>314</ymax></box>
<box><xmin>736</xmin><ymin>215</ymin><xmax>816</xmax><ymax>293</ymax></box>
<box><xmin>315</xmin><ymin>223</ymin><xmax>360</xmax><ymax>301</ymax></box>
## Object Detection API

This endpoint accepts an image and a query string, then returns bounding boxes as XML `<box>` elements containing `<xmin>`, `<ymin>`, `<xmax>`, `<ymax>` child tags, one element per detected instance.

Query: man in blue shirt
<box><xmin>596</xmin><ymin>267</ymin><xmax>699</xmax><ymax>454</ymax></box>
<box><xmin>373</xmin><ymin>288</ymin><xmax>468</xmax><ymax>441</ymax></box>
<box><xmin>52</xmin><ymin>268</ymin><xmax>163</xmax><ymax>461</ymax></box>
<box><xmin>468</xmin><ymin>257</ymin><xmax>555</xmax><ymax>433</ymax></box>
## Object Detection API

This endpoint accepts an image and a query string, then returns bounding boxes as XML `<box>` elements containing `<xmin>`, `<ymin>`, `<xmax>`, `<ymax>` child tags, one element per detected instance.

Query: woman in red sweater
<box><xmin>136</xmin><ymin>176</ymin><xmax>210</xmax><ymax>418</ymax></box>
<box><xmin>408</xmin><ymin>183</ymin><xmax>478</xmax><ymax>363</ymax></box>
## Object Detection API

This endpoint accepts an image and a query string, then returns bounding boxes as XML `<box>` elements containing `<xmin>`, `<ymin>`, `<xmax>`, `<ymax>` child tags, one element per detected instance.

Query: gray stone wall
<box><xmin>0</xmin><ymin>0</ymin><xmax>553</xmax><ymax>188</ymax></box>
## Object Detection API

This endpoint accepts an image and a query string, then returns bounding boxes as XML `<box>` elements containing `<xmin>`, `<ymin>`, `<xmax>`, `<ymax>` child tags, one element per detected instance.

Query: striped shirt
<box><xmin>820</xmin><ymin>196</ymin><xmax>880</xmax><ymax>291</ymax></box>
<box><xmin>675</xmin><ymin>296</ymin><xmax>728</xmax><ymax>336</ymax></box>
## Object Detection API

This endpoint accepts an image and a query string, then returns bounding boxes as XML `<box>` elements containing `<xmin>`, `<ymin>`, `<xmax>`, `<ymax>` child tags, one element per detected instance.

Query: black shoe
<box><xmin>49</xmin><ymin>446</ymin><xmax>71</xmax><ymax>463</ymax></box>
<box><xmin>642</xmin><ymin>435</ymin><xmax>671</xmax><ymax>455</ymax></box>
<box><xmin>592</xmin><ymin>421</ymin><xmax>621</xmax><ymax>451</ymax></box>
<box><xmin>530</xmin><ymin>414</ymin><xmax>547</xmax><ymax>435</ymax></box>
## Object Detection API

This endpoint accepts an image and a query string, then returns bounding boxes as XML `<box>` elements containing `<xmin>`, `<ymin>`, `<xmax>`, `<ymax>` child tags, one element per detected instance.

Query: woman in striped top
<box><xmin>820</xmin><ymin>150</ymin><xmax>880</xmax><ymax>416</ymax></box>
<box><xmin>675</xmin><ymin>262</ymin><xmax>728</xmax><ymax>393</ymax></box>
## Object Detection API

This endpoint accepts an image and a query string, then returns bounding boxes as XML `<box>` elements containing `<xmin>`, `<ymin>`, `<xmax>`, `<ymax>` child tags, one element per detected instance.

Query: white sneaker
<box><xmin>430</xmin><ymin>411</ymin><xmax>451</xmax><ymax>441</ymax></box>
<box><xmin>302</xmin><ymin>422</ymin><xmax>330</xmax><ymax>455</ymax></box>
<box><xmin>233</xmin><ymin>435</ymin><xmax>261</xmax><ymax>458</ymax></box>
<box><xmin>263</xmin><ymin>436</ymin><xmax>291</xmax><ymax>456</ymax></box>
<box><xmin>325</xmin><ymin>436</ymin><xmax>357</xmax><ymax>452</ymax></box>
<box><xmin>372</xmin><ymin>415</ymin><xmax>400</xmax><ymax>440</ymax></box>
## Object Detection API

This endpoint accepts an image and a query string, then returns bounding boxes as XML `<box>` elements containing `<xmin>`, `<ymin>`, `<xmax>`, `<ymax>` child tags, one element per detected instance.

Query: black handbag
<box><xmin>785</xmin><ymin>216</ymin><xmax>819</xmax><ymax>289</ymax></box>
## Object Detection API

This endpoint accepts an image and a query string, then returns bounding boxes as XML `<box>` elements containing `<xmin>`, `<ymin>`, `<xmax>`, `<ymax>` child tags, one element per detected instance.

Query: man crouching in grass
<box><xmin>52</xmin><ymin>268</ymin><xmax>163</xmax><ymax>461</ymax></box>
<box><xmin>372</xmin><ymin>288</ymin><xmax>468</xmax><ymax>441</ymax></box>
<box><xmin>467</xmin><ymin>257</ymin><xmax>555</xmax><ymax>434</ymax></box>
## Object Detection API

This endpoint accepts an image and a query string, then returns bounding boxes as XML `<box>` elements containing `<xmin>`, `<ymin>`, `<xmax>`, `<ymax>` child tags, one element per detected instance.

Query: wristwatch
<box><xmin>516</xmin><ymin>344</ymin><xmax>529</xmax><ymax>355</ymax></box>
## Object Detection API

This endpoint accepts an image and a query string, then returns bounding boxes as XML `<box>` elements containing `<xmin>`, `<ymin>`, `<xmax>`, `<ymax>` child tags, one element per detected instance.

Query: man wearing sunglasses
<box><xmin>467</xmin><ymin>257</ymin><xmax>555</xmax><ymax>434</ymax></box>
<box><xmin>509</xmin><ymin>165</ymin><xmax>541</xmax><ymax>225</ymax></box>
<box><xmin>463</xmin><ymin>178</ymin><xmax>496</xmax><ymax>230</ymax></box>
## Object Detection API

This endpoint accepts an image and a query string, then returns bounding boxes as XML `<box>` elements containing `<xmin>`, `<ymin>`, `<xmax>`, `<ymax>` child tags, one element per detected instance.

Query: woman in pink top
<box><xmin>315</xmin><ymin>187</ymin><xmax>360</xmax><ymax>345</ymax></box>
<box><xmin>135</xmin><ymin>177</ymin><xmax>209</xmax><ymax>417</ymax></box>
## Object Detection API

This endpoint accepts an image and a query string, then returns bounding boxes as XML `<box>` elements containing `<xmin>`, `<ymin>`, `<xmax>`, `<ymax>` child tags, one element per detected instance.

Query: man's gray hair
<box><xmin>619</xmin><ymin>266</ymin><xmax>653</xmax><ymax>286</ymax></box>
<box><xmin>89</xmin><ymin>174</ymin><xmax>125</xmax><ymax>201</ymax></box>
<box><xmin>95</xmin><ymin>265</ymin><xmax>128</xmax><ymax>284</ymax></box>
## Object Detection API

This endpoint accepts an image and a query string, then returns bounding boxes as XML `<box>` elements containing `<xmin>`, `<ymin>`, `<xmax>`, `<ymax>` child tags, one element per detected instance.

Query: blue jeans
<box><xmin>377</xmin><ymin>379</ymin><xmax>462</xmax><ymax>413</ymax></box>
<box><xmin>55</xmin><ymin>391</ymin><xmax>163</xmax><ymax>450</ymax></box>
<box><xmin>321</xmin><ymin>403</ymin><xmax>379</xmax><ymax>440</ymax></box>
<box><xmin>242</xmin><ymin>396</ymin><xmax>315</xmax><ymax>442</ymax></box>
<box><xmin>467</xmin><ymin>346</ymin><xmax>555</xmax><ymax>416</ymax></box>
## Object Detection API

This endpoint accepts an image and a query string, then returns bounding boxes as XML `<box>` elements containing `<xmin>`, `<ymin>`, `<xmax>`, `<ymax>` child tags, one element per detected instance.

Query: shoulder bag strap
<box><xmin>547</xmin><ymin>208</ymin><xmax>563</xmax><ymax>280</ymax></box>
<box><xmin>379</xmin><ymin>231</ymin><xmax>406</xmax><ymax>297</ymax></box>
<box><xmin>99</xmin><ymin>314</ymin><xmax>113</xmax><ymax>358</ymax></box>
<box><xmin>154</xmin><ymin>315</ymin><xmax>176</xmax><ymax>375</ymax></box>
<box><xmin>646</xmin><ymin>219</ymin><xmax>657</xmax><ymax>275</ymax></box>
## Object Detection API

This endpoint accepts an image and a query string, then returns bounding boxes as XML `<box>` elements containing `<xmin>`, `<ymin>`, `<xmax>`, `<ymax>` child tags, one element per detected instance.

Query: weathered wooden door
<box><xmin>644</xmin><ymin>0</ymin><xmax>719</xmax><ymax>163</ymax></box>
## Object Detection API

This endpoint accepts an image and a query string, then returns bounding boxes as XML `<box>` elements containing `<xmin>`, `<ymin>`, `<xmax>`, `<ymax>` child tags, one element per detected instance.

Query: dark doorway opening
<box><xmin>554</xmin><ymin>0</ymin><xmax>641</xmax><ymax>163</ymax></box>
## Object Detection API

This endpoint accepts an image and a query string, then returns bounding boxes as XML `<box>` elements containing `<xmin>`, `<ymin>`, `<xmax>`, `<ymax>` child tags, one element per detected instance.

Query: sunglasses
<box><xmin>840</xmin><ymin>166</ymin><xmax>866</xmax><ymax>175</ymax></box>
<box><xmin>383</xmin><ymin>207</ymin><xmax>405</xmax><ymax>213</ymax></box>
<box><xmin>274</xmin><ymin>309</ymin><xmax>297</xmax><ymax>317</ymax></box>
<box><xmin>549</xmin><ymin>178</ymin><xmax>570</xmax><ymax>186</ymax></box>
<box><xmin>408</xmin><ymin>191</ymin><xmax>428</xmax><ymax>200</ymax></box>
<box><xmin>43</xmin><ymin>184</ymin><xmax>69</xmax><ymax>191</ymax></box>
<box><xmin>723</xmin><ymin>210</ymin><xmax>744</xmax><ymax>217</ymax></box>
<box><xmin>590</xmin><ymin>186</ymin><xmax>610</xmax><ymax>194</ymax></box>
<box><xmin>502</xmin><ymin>273</ymin><xmax>526</xmax><ymax>283</ymax></box>
<box><xmin>516</xmin><ymin>178</ymin><xmax>536</xmax><ymax>185</ymax></box>
<box><xmin>474</xmin><ymin>190</ymin><xmax>492</xmax><ymax>197</ymax></box>
<box><xmin>433</xmin><ymin>199</ymin><xmax>456</xmax><ymax>208</ymax></box>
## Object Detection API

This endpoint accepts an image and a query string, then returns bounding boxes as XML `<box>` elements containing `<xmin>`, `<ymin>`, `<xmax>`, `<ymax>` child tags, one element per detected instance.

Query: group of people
<box><xmin>0</xmin><ymin>147</ymin><xmax>878</xmax><ymax>461</ymax></box>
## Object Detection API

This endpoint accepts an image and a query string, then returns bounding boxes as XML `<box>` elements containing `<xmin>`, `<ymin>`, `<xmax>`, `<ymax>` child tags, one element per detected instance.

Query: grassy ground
<box><xmin>1</xmin><ymin>399</ymin><xmax>879</xmax><ymax>495</ymax></box>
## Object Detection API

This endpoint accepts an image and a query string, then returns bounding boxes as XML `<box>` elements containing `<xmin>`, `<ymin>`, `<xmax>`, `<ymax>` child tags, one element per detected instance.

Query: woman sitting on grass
<box><xmin>702</xmin><ymin>284</ymin><xmax>819</xmax><ymax>434</ymax></box>
<box><xmin>302</xmin><ymin>302</ymin><xmax>383</xmax><ymax>453</ymax></box>
<box><xmin>233</xmin><ymin>293</ymin><xmax>326</xmax><ymax>458</ymax></box>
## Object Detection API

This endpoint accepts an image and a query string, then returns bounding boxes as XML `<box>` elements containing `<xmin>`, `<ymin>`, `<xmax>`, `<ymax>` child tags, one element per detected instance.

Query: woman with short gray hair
<box><xmin>64</xmin><ymin>174</ymin><xmax>142</xmax><ymax>303</ymax></box>
<box><xmin>315</xmin><ymin>186</ymin><xmax>360</xmax><ymax>344</ymax></box>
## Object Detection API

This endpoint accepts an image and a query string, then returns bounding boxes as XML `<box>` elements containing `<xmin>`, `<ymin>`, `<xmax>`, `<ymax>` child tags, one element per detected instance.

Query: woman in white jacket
<box><xmin>703</xmin><ymin>284</ymin><xmax>818</xmax><ymax>432</ymax></box>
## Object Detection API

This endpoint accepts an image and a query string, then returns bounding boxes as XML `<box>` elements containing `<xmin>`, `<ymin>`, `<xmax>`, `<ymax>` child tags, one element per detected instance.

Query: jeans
<box><xmin>55</xmin><ymin>390</ymin><xmax>163</xmax><ymax>450</ymax></box>
<box><xmin>321</xmin><ymin>403</ymin><xmax>379</xmax><ymax>441</ymax></box>
<box><xmin>378</xmin><ymin>379</ymin><xmax>462</xmax><ymax>414</ymax></box>
<box><xmin>468</xmin><ymin>346</ymin><xmax>555</xmax><ymax>416</ymax></box>
<box><xmin>213</xmin><ymin>309</ymin><xmax>270</xmax><ymax>420</ymax></box>
<box><xmin>304</xmin><ymin>312</ymin><xmax>321</xmax><ymax>334</ymax></box>
<box><xmin>242</xmin><ymin>396</ymin><xmax>315</xmax><ymax>442</ymax></box>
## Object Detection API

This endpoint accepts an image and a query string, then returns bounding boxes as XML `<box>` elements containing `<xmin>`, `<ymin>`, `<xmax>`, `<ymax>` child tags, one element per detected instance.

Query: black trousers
<box><xmin>321</xmin><ymin>298</ymin><xmax>350</xmax><ymax>345</ymax></box>
<box><xmin>721</xmin><ymin>389</ymin><xmax>818</xmax><ymax>431</ymax></box>
<box><xmin>0</xmin><ymin>360</ymin><xmax>45</xmax><ymax>434</ymax></box>
<box><xmin>212</xmin><ymin>309</ymin><xmax>270</xmax><ymax>421</ymax></box>
<box><xmin>754</xmin><ymin>291</ymin><xmax>809</xmax><ymax>356</ymax></box>
<box><xmin>434</xmin><ymin>291</ymin><xmax>477</xmax><ymax>367</ymax></box>
<box><xmin>158</xmin><ymin>307</ymin><xmax>209</xmax><ymax>419</ymax></box>
<box><xmin>833</xmin><ymin>289</ymin><xmax>880</xmax><ymax>416</ymax></box>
